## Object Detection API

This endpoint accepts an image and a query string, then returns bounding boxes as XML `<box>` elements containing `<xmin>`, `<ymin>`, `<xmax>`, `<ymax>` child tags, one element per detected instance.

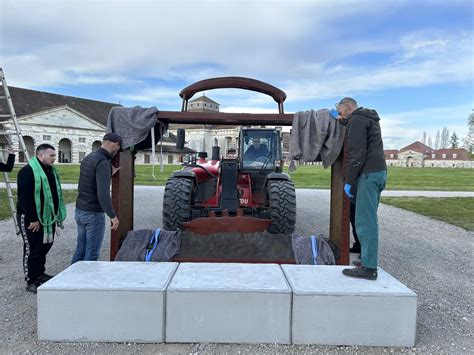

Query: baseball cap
<box><xmin>103</xmin><ymin>132</ymin><xmax>123</xmax><ymax>148</ymax></box>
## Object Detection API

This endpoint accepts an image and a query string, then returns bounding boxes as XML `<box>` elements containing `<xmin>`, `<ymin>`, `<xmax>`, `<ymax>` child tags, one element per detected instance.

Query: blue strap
<box><xmin>145</xmin><ymin>228</ymin><xmax>161</xmax><ymax>262</ymax></box>
<box><xmin>311</xmin><ymin>235</ymin><xmax>318</xmax><ymax>265</ymax></box>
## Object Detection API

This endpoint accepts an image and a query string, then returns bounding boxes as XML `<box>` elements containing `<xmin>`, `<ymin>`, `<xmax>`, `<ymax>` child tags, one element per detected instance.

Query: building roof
<box><xmin>425</xmin><ymin>148</ymin><xmax>471</xmax><ymax>160</ymax></box>
<box><xmin>189</xmin><ymin>95</ymin><xmax>219</xmax><ymax>105</ymax></box>
<box><xmin>384</xmin><ymin>150</ymin><xmax>399</xmax><ymax>159</ymax></box>
<box><xmin>399</xmin><ymin>141</ymin><xmax>434</xmax><ymax>154</ymax></box>
<box><xmin>0</xmin><ymin>86</ymin><xmax>120</xmax><ymax>126</ymax></box>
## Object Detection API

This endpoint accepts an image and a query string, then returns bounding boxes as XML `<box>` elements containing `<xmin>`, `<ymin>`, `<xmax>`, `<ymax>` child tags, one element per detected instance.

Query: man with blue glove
<box><xmin>335</xmin><ymin>98</ymin><xmax>387</xmax><ymax>280</ymax></box>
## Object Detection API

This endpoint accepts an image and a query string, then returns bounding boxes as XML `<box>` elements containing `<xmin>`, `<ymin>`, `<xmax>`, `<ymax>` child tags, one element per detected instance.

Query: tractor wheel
<box><xmin>267</xmin><ymin>180</ymin><xmax>296</xmax><ymax>234</ymax></box>
<box><xmin>162</xmin><ymin>177</ymin><xmax>194</xmax><ymax>230</ymax></box>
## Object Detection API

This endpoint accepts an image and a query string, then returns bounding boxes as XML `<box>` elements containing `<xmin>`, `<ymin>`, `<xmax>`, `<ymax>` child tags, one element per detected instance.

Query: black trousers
<box><xmin>350</xmin><ymin>202</ymin><xmax>360</xmax><ymax>247</ymax></box>
<box><xmin>17</xmin><ymin>213</ymin><xmax>54</xmax><ymax>284</ymax></box>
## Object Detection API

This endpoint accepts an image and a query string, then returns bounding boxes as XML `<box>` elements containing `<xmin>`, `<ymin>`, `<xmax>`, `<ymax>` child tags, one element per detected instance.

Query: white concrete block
<box><xmin>38</xmin><ymin>261</ymin><xmax>178</xmax><ymax>342</ymax></box>
<box><xmin>282</xmin><ymin>265</ymin><xmax>417</xmax><ymax>347</ymax></box>
<box><xmin>166</xmin><ymin>263</ymin><xmax>292</xmax><ymax>344</ymax></box>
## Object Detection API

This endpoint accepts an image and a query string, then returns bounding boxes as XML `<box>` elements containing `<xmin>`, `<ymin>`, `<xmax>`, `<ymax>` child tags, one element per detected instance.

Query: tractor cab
<box><xmin>239</xmin><ymin>128</ymin><xmax>283</xmax><ymax>173</ymax></box>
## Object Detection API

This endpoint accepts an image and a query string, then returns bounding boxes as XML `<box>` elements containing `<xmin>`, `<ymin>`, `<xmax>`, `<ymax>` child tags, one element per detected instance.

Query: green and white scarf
<box><xmin>29</xmin><ymin>157</ymin><xmax>67</xmax><ymax>243</ymax></box>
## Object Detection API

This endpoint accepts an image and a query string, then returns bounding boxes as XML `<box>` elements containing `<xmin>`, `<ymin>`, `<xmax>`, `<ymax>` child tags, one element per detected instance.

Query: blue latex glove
<box><xmin>344</xmin><ymin>183</ymin><xmax>354</xmax><ymax>198</ymax></box>
<box><xmin>330</xmin><ymin>109</ymin><xmax>339</xmax><ymax>119</ymax></box>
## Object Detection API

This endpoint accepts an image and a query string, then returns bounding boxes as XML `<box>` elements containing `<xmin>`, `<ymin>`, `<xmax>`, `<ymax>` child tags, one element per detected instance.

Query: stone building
<box><xmin>384</xmin><ymin>141</ymin><xmax>473</xmax><ymax>168</ymax></box>
<box><xmin>169</xmin><ymin>95</ymin><xmax>240</xmax><ymax>156</ymax></box>
<box><xmin>0</xmin><ymin>87</ymin><xmax>191</xmax><ymax>164</ymax></box>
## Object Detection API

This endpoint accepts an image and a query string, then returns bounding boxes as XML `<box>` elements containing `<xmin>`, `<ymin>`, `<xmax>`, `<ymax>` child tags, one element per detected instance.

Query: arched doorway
<box><xmin>58</xmin><ymin>138</ymin><xmax>72</xmax><ymax>163</ymax></box>
<box><xmin>92</xmin><ymin>140</ymin><xmax>101</xmax><ymax>152</ymax></box>
<box><xmin>19</xmin><ymin>136</ymin><xmax>35</xmax><ymax>162</ymax></box>
<box><xmin>406</xmin><ymin>156</ymin><xmax>414</xmax><ymax>167</ymax></box>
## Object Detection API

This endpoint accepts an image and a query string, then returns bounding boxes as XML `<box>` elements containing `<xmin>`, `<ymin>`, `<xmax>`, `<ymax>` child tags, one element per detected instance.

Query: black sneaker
<box><xmin>342</xmin><ymin>267</ymin><xmax>378</xmax><ymax>280</ymax></box>
<box><xmin>25</xmin><ymin>283</ymin><xmax>38</xmax><ymax>294</ymax></box>
<box><xmin>40</xmin><ymin>273</ymin><xmax>55</xmax><ymax>283</ymax></box>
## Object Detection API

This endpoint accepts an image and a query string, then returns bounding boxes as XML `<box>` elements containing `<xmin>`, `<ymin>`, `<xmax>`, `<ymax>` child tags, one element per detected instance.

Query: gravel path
<box><xmin>0</xmin><ymin>188</ymin><xmax>472</xmax><ymax>353</ymax></box>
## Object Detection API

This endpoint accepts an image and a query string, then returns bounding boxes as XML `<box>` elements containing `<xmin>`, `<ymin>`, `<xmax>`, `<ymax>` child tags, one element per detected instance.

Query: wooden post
<box><xmin>110</xmin><ymin>150</ymin><xmax>134</xmax><ymax>260</ymax></box>
<box><xmin>329</xmin><ymin>147</ymin><xmax>350</xmax><ymax>265</ymax></box>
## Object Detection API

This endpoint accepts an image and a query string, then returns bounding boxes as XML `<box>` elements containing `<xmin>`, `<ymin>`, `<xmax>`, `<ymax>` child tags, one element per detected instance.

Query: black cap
<box><xmin>103</xmin><ymin>132</ymin><xmax>123</xmax><ymax>147</ymax></box>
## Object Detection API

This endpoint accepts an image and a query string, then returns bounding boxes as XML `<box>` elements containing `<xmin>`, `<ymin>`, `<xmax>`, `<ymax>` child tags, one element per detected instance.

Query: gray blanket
<box><xmin>114</xmin><ymin>228</ymin><xmax>182</xmax><ymax>262</ymax></box>
<box><xmin>107</xmin><ymin>106</ymin><xmax>159</xmax><ymax>150</ymax></box>
<box><xmin>291</xmin><ymin>233</ymin><xmax>336</xmax><ymax>265</ymax></box>
<box><xmin>288</xmin><ymin>109</ymin><xmax>346</xmax><ymax>172</ymax></box>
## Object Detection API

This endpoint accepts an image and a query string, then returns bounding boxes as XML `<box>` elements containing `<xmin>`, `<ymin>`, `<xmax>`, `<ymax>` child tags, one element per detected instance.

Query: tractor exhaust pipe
<box><xmin>211</xmin><ymin>146</ymin><xmax>220</xmax><ymax>161</ymax></box>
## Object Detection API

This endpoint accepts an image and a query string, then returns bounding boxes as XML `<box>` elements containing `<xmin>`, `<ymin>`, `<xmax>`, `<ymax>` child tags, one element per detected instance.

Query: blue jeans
<box><xmin>72</xmin><ymin>208</ymin><xmax>106</xmax><ymax>264</ymax></box>
<box><xmin>355</xmin><ymin>171</ymin><xmax>387</xmax><ymax>269</ymax></box>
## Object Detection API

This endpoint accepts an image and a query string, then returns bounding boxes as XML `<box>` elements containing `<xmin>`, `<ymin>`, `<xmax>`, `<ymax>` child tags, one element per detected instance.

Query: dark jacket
<box><xmin>244</xmin><ymin>144</ymin><xmax>269</xmax><ymax>159</ymax></box>
<box><xmin>344</xmin><ymin>107</ymin><xmax>387</xmax><ymax>184</ymax></box>
<box><xmin>0</xmin><ymin>154</ymin><xmax>15</xmax><ymax>172</ymax></box>
<box><xmin>17</xmin><ymin>160</ymin><xmax>59</xmax><ymax>221</ymax></box>
<box><xmin>76</xmin><ymin>148</ymin><xmax>116</xmax><ymax>218</ymax></box>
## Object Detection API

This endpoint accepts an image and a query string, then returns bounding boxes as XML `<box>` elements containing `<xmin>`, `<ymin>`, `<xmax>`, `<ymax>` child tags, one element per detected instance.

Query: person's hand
<box><xmin>28</xmin><ymin>221</ymin><xmax>41</xmax><ymax>232</ymax></box>
<box><xmin>344</xmin><ymin>183</ymin><xmax>354</xmax><ymax>198</ymax></box>
<box><xmin>330</xmin><ymin>109</ymin><xmax>340</xmax><ymax>119</ymax></box>
<box><xmin>111</xmin><ymin>217</ymin><xmax>120</xmax><ymax>231</ymax></box>
<box><xmin>7</xmin><ymin>146</ymin><xmax>15</xmax><ymax>155</ymax></box>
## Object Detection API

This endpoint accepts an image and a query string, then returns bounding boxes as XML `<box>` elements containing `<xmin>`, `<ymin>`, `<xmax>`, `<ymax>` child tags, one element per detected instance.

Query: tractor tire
<box><xmin>267</xmin><ymin>180</ymin><xmax>296</xmax><ymax>234</ymax></box>
<box><xmin>162</xmin><ymin>177</ymin><xmax>194</xmax><ymax>231</ymax></box>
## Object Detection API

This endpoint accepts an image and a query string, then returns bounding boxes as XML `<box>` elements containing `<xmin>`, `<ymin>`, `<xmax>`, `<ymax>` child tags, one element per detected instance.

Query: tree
<box><xmin>428</xmin><ymin>136</ymin><xmax>433</xmax><ymax>148</ymax></box>
<box><xmin>435</xmin><ymin>130</ymin><xmax>440</xmax><ymax>149</ymax></box>
<box><xmin>422</xmin><ymin>131</ymin><xmax>427</xmax><ymax>145</ymax></box>
<box><xmin>450</xmin><ymin>132</ymin><xmax>459</xmax><ymax>148</ymax></box>
<box><xmin>462</xmin><ymin>112</ymin><xmax>474</xmax><ymax>153</ymax></box>
<box><xmin>441</xmin><ymin>127</ymin><xmax>450</xmax><ymax>149</ymax></box>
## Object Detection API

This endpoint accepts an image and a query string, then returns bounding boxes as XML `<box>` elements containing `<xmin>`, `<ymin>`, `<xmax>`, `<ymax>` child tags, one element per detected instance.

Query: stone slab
<box><xmin>166</xmin><ymin>263</ymin><xmax>292</xmax><ymax>344</ymax></box>
<box><xmin>38</xmin><ymin>261</ymin><xmax>178</xmax><ymax>342</ymax></box>
<box><xmin>282</xmin><ymin>265</ymin><xmax>417</xmax><ymax>347</ymax></box>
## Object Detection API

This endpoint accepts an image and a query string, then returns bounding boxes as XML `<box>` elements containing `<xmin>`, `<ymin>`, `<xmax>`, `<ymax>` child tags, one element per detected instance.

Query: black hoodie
<box><xmin>344</xmin><ymin>107</ymin><xmax>387</xmax><ymax>185</ymax></box>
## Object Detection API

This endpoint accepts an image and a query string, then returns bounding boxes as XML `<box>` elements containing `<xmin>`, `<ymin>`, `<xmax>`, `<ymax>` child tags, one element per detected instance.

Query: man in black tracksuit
<box><xmin>337</xmin><ymin>97</ymin><xmax>387</xmax><ymax>280</ymax></box>
<box><xmin>17</xmin><ymin>144</ymin><xmax>59</xmax><ymax>293</ymax></box>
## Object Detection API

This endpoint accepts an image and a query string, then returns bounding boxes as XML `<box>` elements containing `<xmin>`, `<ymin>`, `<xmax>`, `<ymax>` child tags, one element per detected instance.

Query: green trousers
<box><xmin>355</xmin><ymin>170</ymin><xmax>387</xmax><ymax>269</ymax></box>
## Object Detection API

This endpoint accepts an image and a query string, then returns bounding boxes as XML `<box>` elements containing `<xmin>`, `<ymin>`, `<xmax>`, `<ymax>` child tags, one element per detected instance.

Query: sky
<box><xmin>1</xmin><ymin>0</ymin><xmax>472</xmax><ymax>149</ymax></box>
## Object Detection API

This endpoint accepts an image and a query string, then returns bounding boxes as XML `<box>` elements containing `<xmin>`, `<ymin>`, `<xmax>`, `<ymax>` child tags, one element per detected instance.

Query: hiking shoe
<box><xmin>40</xmin><ymin>273</ymin><xmax>55</xmax><ymax>283</ymax></box>
<box><xmin>342</xmin><ymin>267</ymin><xmax>378</xmax><ymax>280</ymax></box>
<box><xmin>25</xmin><ymin>283</ymin><xmax>38</xmax><ymax>294</ymax></box>
<box><xmin>352</xmin><ymin>259</ymin><xmax>362</xmax><ymax>267</ymax></box>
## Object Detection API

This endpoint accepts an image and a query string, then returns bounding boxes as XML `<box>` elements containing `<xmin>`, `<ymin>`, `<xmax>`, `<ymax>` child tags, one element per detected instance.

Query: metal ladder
<box><xmin>0</xmin><ymin>67</ymin><xmax>30</xmax><ymax>234</ymax></box>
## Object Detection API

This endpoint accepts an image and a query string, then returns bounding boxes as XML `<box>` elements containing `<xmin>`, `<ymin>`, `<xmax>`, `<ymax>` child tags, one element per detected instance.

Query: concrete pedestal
<box><xmin>37</xmin><ymin>261</ymin><xmax>178</xmax><ymax>342</ymax></box>
<box><xmin>166</xmin><ymin>263</ymin><xmax>292</xmax><ymax>344</ymax></box>
<box><xmin>282</xmin><ymin>265</ymin><xmax>417</xmax><ymax>347</ymax></box>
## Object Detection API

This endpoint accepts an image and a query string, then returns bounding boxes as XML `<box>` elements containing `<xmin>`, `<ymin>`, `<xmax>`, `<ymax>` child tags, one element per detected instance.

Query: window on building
<box><xmin>204</xmin><ymin>103</ymin><xmax>207</xmax><ymax>107</ymax></box>
<box><xmin>390</xmin><ymin>154</ymin><xmax>394</xmax><ymax>159</ymax></box>
<box><xmin>79</xmin><ymin>137</ymin><xmax>86</xmax><ymax>143</ymax></box>
<box><xmin>452</xmin><ymin>164</ymin><xmax>455</xmax><ymax>168</ymax></box>
<box><xmin>432</xmin><ymin>154</ymin><xmax>436</xmax><ymax>159</ymax></box>
<box><xmin>168</xmin><ymin>155</ymin><xmax>173</xmax><ymax>164</ymax></box>
<box><xmin>431</xmin><ymin>163</ymin><xmax>434</xmax><ymax>167</ymax></box>
<box><xmin>442</xmin><ymin>154</ymin><xmax>446</xmax><ymax>159</ymax></box>
<box><xmin>43</xmin><ymin>135</ymin><xmax>51</xmax><ymax>141</ymax></box>
<box><xmin>453</xmin><ymin>153</ymin><xmax>457</xmax><ymax>159</ymax></box>
<box><xmin>144</xmin><ymin>154</ymin><xmax>150</xmax><ymax>164</ymax></box>
<box><xmin>79</xmin><ymin>152</ymin><xmax>86</xmax><ymax>162</ymax></box>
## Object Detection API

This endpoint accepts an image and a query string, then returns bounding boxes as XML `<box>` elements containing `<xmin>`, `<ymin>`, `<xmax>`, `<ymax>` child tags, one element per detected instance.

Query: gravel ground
<box><xmin>0</xmin><ymin>187</ymin><xmax>472</xmax><ymax>353</ymax></box>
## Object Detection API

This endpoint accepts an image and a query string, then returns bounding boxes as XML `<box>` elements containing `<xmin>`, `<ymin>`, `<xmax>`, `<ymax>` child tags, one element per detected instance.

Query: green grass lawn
<box><xmin>380</xmin><ymin>197</ymin><xmax>474</xmax><ymax>231</ymax></box>
<box><xmin>5</xmin><ymin>163</ymin><xmax>474</xmax><ymax>191</ymax></box>
<box><xmin>0</xmin><ymin>189</ymin><xmax>77</xmax><ymax>221</ymax></box>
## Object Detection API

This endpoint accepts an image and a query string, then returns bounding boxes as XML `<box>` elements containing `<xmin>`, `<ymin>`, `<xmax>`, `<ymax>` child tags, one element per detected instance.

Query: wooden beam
<box><xmin>156</xmin><ymin>111</ymin><xmax>294</xmax><ymax>126</ymax></box>
<box><xmin>329</xmin><ymin>146</ymin><xmax>350</xmax><ymax>265</ymax></box>
<box><xmin>110</xmin><ymin>150</ymin><xmax>134</xmax><ymax>260</ymax></box>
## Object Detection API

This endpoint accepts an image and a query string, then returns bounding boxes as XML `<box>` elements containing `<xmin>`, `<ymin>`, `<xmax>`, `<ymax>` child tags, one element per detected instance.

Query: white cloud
<box><xmin>380</xmin><ymin>104</ymin><xmax>472</xmax><ymax>149</ymax></box>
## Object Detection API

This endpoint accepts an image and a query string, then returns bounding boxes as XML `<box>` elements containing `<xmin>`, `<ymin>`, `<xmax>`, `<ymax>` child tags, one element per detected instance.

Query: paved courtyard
<box><xmin>0</xmin><ymin>187</ymin><xmax>472</xmax><ymax>353</ymax></box>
